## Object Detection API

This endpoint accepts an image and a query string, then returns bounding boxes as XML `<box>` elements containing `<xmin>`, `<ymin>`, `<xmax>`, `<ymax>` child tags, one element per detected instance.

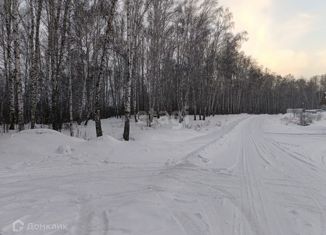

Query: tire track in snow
<box><xmin>155</xmin><ymin>191</ymin><xmax>207</xmax><ymax>235</ymax></box>
<box><xmin>157</xmin><ymin>171</ymin><xmax>258</xmax><ymax>235</ymax></box>
<box><xmin>239</xmin><ymin>127</ymin><xmax>268</xmax><ymax>235</ymax></box>
<box><xmin>246</xmin><ymin>122</ymin><xmax>285</xmax><ymax>235</ymax></box>
<box><xmin>263</xmin><ymin>138</ymin><xmax>326</xmax><ymax>235</ymax></box>
<box><xmin>73</xmin><ymin>196</ymin><xmax>110</xmax><ymax>235</ymax></box>
<box><xmin>255</xmin><ymin>117</ymin><xmax>326</xmax><ymax>235</ymax></box>
<box><xmin>155</xmin><ymin>116</ymin><xmax>271</xmax><ymax>235</ymax></box>
<box><xmin>174</xmin><ymin>116</ymin><xmax>250</xmax><ymax>167</ymax></box>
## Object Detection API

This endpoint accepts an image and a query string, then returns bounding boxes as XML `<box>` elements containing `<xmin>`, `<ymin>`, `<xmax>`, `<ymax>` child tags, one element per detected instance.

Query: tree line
<box><xmin>0</xmin><ymin>0</ymin><xmax>325</xmax><ymax>139</ymax></box>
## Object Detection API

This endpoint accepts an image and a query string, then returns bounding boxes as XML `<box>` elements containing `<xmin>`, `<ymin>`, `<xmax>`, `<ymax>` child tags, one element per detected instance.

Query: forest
<box><xmin>0</xmin><ymin>0</ymin><xmax>325</xmax><ymax>140</ymax></box>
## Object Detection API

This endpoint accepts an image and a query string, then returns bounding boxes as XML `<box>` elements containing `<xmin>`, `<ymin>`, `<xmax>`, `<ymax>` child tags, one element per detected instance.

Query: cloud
<box><xmin>219</xmin><ymin>0</ymin><xmax>271</xmax><ymax>51</ymax></box>
<box><xmin>276</xmin><ymin>13</ymin><xmax>317</xmax><ymax>46</ymax></box>
<box><xmin>219</xmin><ymin>0</ymin><xmax>326</xmax><ymax>77</ymax></box>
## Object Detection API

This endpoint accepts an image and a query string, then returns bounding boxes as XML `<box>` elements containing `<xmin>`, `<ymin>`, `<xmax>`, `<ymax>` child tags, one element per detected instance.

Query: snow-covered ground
<box><xmin>1</xmin><ymin>114</ymin><xmax>326</xmax><ymax>235</ymax></box>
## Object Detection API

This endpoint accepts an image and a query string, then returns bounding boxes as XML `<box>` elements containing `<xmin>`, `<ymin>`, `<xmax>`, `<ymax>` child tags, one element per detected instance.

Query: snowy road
<box><xmin>149</xmin><ymin>116</ymin><xmax>326</xmax><ymax>235</ymax></box>
<box><xmin>1</xmin><ymin>115</ymin><xmax>326</xmax><ymax>235</ymax></box>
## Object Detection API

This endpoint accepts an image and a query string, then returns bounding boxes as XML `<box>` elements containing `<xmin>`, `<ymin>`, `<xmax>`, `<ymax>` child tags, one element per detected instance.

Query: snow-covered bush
<box><xmin>282</xmin><ymin>110</ymin><xmax>324</xmax><ymax>126</ymax></box>
<box><xmin>56</xmin><ymin>145</ymin><xmax>73</xmax><ymax>155</ymax></box>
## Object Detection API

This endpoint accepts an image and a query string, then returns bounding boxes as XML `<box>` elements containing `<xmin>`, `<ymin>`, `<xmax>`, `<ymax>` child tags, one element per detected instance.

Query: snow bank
<box><xmin>0</xmin><ymin>129</ymin><xmax>84</xmax><ymax>169</ymax></box>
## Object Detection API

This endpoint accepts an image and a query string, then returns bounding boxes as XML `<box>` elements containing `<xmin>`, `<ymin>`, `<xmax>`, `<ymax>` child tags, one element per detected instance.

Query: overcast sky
<box><xmin>219</xmin><ymin>0</ymin><xmax>326</xmax><ymax>78</ymax></box>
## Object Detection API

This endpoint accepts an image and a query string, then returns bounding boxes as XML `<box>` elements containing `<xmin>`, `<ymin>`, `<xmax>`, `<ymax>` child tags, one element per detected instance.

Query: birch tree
<box><xmin>0</xmin><ymin>0</ymin><xmax>324</xmax><ymax>135</ymax></box>
<box><xmin>12</xmin><ymin>0</ymin><xmax>24</xmax><ymax>130</ymax></box>
<box><xmin>30</xmin><ymin>0</ymin><xmax>43</xmax><ymax>129</ymax></box>
<box><xmin>4</xmin><ymin>0</ymin><xmax>15</xmax><ymax>130</ymax></box>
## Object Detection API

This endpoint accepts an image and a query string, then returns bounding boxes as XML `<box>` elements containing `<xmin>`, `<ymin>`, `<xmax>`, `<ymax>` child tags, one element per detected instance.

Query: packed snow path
<box><xmin>1</xmin><ymin>115</ymin><xmax>326</xmax><ymax>235</ymax></box>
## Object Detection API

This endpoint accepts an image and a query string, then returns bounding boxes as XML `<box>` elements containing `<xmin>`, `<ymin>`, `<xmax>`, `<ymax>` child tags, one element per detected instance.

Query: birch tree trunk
<box><xmin>69</xmin><ymin>69</ymin><xmax>73</xmax><ymax>136</ymax></box>
<box><xmin>78</xmin><ymin>46</ymin><xmax>89</xmax><ymax>124</ymax></box>
<box><xmin>4</xmin><ymin>0</ymin><xmax>15</xmax><ymax>130</ymax></box>
<box><xmin>12</xmin><ymin>0</ymin><xmax>24</xmax><ymax>131</ymax></box>
<box><xmin>30</xmin><ymin>0</ymin><xmax>43</xmax><ymax>129</ymax></box>
<box><xmin>94</xmin><ymin>0</ymin><xmax>118</xmax><ymax>137</ymax></box>
<box><xmin>123</xmin><ymin>0</ymin><xmax>132</xmax><ymax>141</ymax></box>
<box><xmin>67</xmin><ymin>13</ymin><xmax>73</xmax><ymax>137</ymax></box>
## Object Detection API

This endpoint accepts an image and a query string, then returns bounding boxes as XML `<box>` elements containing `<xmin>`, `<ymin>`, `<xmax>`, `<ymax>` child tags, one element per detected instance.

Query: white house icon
<box><xmin>12</xmin><ymin>220</ymin><xmax>24</xmax><ymax>232</ymax></box>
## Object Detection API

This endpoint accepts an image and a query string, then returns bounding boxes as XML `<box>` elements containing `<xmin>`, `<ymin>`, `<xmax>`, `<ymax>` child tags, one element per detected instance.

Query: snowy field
<box><xmin>1</xmin><ymin>114</ymin><xmax>326</xmax><ymax>235</ymax></box>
